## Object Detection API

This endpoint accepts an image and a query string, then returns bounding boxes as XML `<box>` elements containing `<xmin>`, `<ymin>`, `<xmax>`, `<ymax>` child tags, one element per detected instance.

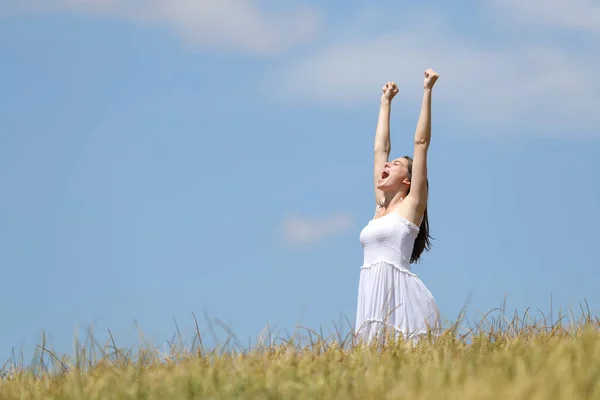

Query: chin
<box><xmin>378</xmin><ymin>179</ymin><xmax>403</xmax><ymax>193</ymax></box>
<box><xmin>376</xmin><ymin>179</ymin><xmax>390</xmax><ymax>190</ymax></box>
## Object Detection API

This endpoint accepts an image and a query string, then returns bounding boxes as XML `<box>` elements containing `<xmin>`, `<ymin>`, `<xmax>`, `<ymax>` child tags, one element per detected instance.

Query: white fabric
<box><xmin>355</xmin><ymin>207</ymin><xmax>441</xmax><ymax>343</ymax></box>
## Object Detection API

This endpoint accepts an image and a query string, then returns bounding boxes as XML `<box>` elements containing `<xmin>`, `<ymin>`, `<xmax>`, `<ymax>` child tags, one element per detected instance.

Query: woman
<box><xmin>355</xmin><ymin>69</ymin><xmax>441</xmax><ymax>344</ymax></box>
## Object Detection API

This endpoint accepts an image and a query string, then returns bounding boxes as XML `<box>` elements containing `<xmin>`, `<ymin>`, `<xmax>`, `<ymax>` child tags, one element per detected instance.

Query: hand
<box><xmin>423</xmin><ymin>69</ymin><xmax>439</xmax><ymax>90</ymax></box>
<box><xmin>381</xmin><ymin>81</ymin><xmax>399</xmax><ymax>103</ymax></box>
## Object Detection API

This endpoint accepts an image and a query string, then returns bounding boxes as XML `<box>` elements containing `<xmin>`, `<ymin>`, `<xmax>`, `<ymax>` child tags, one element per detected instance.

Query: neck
<box><xmin>382</xmin><ymin>190</ymin><xmax>406</xmax><ymax>209</ymax></box>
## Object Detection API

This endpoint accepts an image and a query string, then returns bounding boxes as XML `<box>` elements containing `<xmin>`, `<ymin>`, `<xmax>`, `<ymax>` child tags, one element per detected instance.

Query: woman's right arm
<box><xmin>374</xmin><ymin>82</ymin><xmax>398</xmax><ymax>204</ymax></box>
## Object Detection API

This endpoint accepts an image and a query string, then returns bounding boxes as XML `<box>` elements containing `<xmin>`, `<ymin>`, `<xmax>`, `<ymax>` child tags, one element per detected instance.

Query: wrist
<box><xmin>423</xmin><ymin>87</ymin><xmax>433</xmax><ymax>92</ymax></box>
<box><xmin>380</xmin><ymin>98</ymin><xmax>392</xmax><ymax>106</ymax></box>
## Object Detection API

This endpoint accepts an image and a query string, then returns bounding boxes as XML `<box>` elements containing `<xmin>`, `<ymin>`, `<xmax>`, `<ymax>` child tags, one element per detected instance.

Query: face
<box><xmin>376</xmin><ymin>157</ymin><xmax>411</xmax><ymax>192</ymax></box>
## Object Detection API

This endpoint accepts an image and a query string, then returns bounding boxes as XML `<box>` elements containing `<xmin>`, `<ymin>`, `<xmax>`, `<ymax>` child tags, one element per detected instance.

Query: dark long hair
<box><xmin>404</xmin><ymin>156</ymin><xmax>433</xmax><ymax>263</ymax></box>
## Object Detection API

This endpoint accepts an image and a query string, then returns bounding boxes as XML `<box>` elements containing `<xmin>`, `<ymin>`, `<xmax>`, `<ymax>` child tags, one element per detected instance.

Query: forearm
<box><xmin>374</xmin><ymin>100</ymin><xmax>392</xmax><ymax>153</ymax></box>
<box><xmin>414</xmin><ymin>89</ymin><xmax>432</xmax><ymax>146</ymax></box>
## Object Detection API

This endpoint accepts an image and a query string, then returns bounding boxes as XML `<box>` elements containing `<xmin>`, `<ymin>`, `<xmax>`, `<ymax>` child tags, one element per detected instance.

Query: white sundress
<box><xmin>355</xmin><ymin>206</ymin><xmax>441</xmax><ymax>343</ymax></box>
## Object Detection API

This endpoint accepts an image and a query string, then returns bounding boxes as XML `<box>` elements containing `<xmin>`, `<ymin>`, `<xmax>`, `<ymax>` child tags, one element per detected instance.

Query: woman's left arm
<box><xmin>407</xmin><ymin>69</ymin><xmax>439</xmax><ymax>212</ymax></box>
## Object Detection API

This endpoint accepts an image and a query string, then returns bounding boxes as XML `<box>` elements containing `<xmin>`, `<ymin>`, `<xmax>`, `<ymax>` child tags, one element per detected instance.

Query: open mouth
<box><xmin>381</xmin><ymin>170</ymin><xmax>390</xmax><ymax>179</ymax></box>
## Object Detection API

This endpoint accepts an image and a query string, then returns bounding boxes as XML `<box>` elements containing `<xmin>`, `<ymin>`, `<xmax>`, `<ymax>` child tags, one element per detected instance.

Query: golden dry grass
<box><xmin>1</xmin><ymin>306</ymin><xmax>600</xmax><ymax>399</ymax></box>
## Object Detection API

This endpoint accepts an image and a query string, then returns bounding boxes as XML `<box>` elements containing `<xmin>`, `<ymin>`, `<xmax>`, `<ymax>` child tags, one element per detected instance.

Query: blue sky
<box><xmin>1</xmin><ymin>0</ymin><xmax>599</xmax><ymax>363</ymax></box>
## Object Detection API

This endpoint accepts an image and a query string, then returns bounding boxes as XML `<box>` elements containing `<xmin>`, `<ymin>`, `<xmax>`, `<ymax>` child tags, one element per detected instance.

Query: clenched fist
<box><xmin>423</xmin><ymin>69</ymin><xmax>439</xmax><ymax>90</ymax></box>
<box><xmin>381</xmin><ymin>81</ymin><xmax>399</xmax><ymax>103</ymax></box>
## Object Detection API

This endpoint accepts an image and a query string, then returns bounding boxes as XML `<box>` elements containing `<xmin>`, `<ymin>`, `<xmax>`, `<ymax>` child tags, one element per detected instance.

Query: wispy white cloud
<box><xmin>487</xmin><ymin>0</ymin><xmax>600</xmax><ymax>33</ymax></box>
<box><xmin>269</xmin><ymin>3</ymin><xmax>600</xmax><ymax>136</ymax></box>
<box><xmin>281</xmin><ymin>213</ymin><xmax>353</xmax><ymax>247</ymax></box>
<box><xmin>9</xmin><ymin>0</ymin><xmax>319</xmax><ymax>54</ymax></box>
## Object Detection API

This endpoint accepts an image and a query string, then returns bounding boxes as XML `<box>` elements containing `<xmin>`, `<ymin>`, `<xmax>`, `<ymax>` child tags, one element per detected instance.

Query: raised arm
<box><xmin>407</xmin><ymin>69</ymin><xmax>439</xmax><ymax>211</ymax></box>
<box><xmin>374</xmin><ymin>82</ymin><xmax>399</xmax><ymax>204</ymax></box>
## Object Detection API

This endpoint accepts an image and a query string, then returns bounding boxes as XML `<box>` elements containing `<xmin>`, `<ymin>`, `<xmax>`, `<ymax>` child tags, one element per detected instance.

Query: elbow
<box><xmin>414</xmin><ymin>138</ymin><xmax>430</xmax><ymax>148</ymax></box>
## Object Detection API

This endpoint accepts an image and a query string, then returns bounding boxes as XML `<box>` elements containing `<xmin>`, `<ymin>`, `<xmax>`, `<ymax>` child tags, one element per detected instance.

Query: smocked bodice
<box><xmin>359</xmin><ymin>212</ymin><xmax>420</xmax><ymax>270</ymax></box>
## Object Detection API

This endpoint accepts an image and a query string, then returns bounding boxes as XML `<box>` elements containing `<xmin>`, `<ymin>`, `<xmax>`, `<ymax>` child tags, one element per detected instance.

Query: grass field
<box><xmin>1</xmin><ymin>305</ymin><xmax>600</xmax><ymax>399</ymax></box>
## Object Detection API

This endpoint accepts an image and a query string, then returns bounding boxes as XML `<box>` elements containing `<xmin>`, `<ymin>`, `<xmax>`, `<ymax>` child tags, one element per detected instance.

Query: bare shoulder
<box><xmin>395</xmin><ymin>196</ymin><xmax>426</xmax><ymax>227</ymax></box>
